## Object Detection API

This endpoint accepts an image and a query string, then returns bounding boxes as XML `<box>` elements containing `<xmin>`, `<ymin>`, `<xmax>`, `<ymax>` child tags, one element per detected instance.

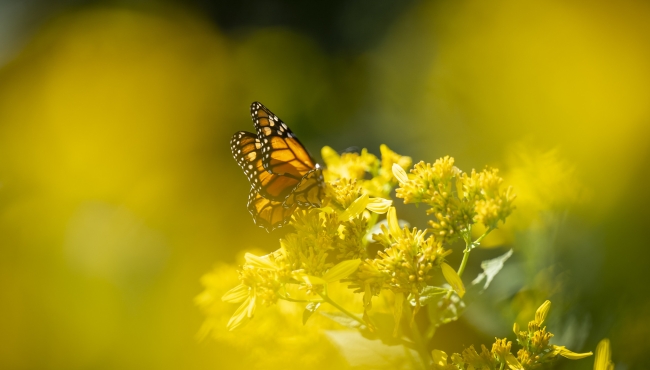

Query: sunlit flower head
<box><xmin>321</xmin><ymin>145</ymin><xmax>378</xmax><ymax>182</ymax></box>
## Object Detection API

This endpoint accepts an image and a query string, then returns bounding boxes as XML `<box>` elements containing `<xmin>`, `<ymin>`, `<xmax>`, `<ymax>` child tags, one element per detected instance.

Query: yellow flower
<box><xmin>321</xmin><ymin>145</ymin><xmax>378</xmax><ymax>181</ymax></box>
<box><xmin>379</xmin><ymin>144</ymin><xmax>412</xmax><ymax>182</ymax></box>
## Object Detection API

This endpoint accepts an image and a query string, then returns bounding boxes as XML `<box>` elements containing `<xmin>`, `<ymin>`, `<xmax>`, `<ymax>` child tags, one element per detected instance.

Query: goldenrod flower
<box><xmin>369</xmin><ymin>207</ymin><xmax>451</xmax><ymax>300</ymax></box>
<box><xmin>513</xmin><ymin>300</ymin><xmax>592</xmax><ymax>367</ymax></box>
<box><xmin>205</xmin><ymin>144</ymin><xmax>543</xmax><ymax>370</ymax></box>
<box><xmin>395</xmin><ymin>157</ymin><xmax>516</xmax><ymax>245</ymax></box>
<box><xmin>379</xmin><ymin>144</ymin><xmax>412</xmax><ymax>182</ymax></box>
<box><xmin>321</xmin><ymin>146</ymin><xmax>378</xmax><ymax>182</ymax></box>
<box><xmin>492</xmin><ymin>337</ymin><xmax>512</xmax><ymax>361</ymax></box>
<box><xmin>460</xmin><ymin>345</ymin><xmax>497</xmax><ymax>369</ymax></box>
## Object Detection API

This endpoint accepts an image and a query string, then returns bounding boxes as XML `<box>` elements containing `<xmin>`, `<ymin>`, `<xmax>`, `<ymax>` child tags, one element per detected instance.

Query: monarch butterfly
<box><xmin>230</xmin><ymin>102</ymin><xmax>324</xmax><ymax>231</ymax></box>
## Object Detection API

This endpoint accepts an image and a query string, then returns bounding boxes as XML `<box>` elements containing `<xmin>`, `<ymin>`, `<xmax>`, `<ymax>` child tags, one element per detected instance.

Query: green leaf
<box><xmin>471</xmin><ymin>249</ymin><xmax>513</xmax><ymax>290</ymax></box>
<box><xmin>425</xmin><ymin>293</ymin><xmax>466</xmax><ymax>338</ymax></box>
<box><xmin>414</xmin><ymin>286</ymin><xmax>448</xmax><ymax>306</ymax></box>
<box><xmin>302</xmin><ymin>302</ymin><xmax>321</xmax><ymax>325</ymax></box>
<box><xmin>322</xmin><ymin>259</ymin><xmax>361</xmax><ymax>283</ymax></box>
<box><xmin>358</xmin><ymin>312</ymin><xmax>404</xmax><ymax>346</ymax></box>
<box><xmin>319</xmin><ymin>311</ymin><xmax>365</xmax><ymax>330</ymax></box>
<box><xmin>392</xmin><ymin>292</ymin><xmax>404</xmax><ymax>337</ymax></box>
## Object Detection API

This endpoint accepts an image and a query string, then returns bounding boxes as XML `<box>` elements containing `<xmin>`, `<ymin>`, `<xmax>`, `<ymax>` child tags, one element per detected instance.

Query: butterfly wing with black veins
<box><xmin>247</xmin><ymin>190</ymin><xmax>297</xmax><ymax>231</ymax></box>
<box><xmin>230</xmin><ymin>131</ymin><xmax>297</xmax><ymax>231</ymax></box>
<box><xmin>230</xmin><ymin>102</ymin><xmax>326</xmax><ymax>231</ymax></box>
<box><xmin>250</xmin><ymin>101</ymin><xmax>324</xmax><ymax>207</ymax></box>
<box><xmin>230</xmin><ymin>131</ymin><xmax>301</xmax><ymax>202</ymax></box>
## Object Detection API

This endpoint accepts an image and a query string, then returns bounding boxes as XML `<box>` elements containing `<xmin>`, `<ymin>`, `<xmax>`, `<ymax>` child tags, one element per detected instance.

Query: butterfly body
<box><xmin>231</xmin><ymin>102</ymin><xmax>324</xmax><ymax>231</ymax></box>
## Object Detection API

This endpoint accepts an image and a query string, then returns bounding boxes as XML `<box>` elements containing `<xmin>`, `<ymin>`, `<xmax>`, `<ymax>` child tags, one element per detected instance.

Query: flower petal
<box><xmin>392</xmin><ymin>163</ymin><xmax>409</xmax><ymax>184</ymax></box>
<box><xmin>339</xmin><ymin>193</ymin><xmax>370</xmax><ymax>221</ymax></box>
<box><xmin>594</xmin><ymin>339</ymin><xmax>613</xmax><ymax>370</ymax></box>
<box><xmin>505</xmin><ymin>353</ymin><xmax>523</xmax><ymax>370</ymax></box>
<box><xmin>387</xmin><ymin>207</ymin><xmax>401</xmax><ymax>237</ymax></box>
<box><xmin>365</xmin><ymin>197</ymin><xmax>392</xmax><ymax>214</ymax></box>
<box><xmin>552</xmin><ymin>345</ymin><xmax>593</xmax><ymax>360</ymax></box>
<box><xmin>323</xmin><ymin>259</ymin><xmax>361</xmax><ymax>283</ymax></box>
<box><xmin>441</xmin><ymin>262</ymin><xmax>466</xmax><ymax>298</ymax></box>
<box><xmin>221</xmin><ymin>284</ymin><xmax>250</xmax><ymax>303</ymax></box>
<box><xmin>226</xmin><ymin>296</ymin><xmax>252</xmax><ymax>331</ymax></box>
<box><xmin>244</xmin><ymin>253</ymin><xmax>278</xmax><ymax>270</ymax></box>
<box><xmin>535</xmin><ymin>300</ymin><xmax>551</xmax><ymax>325</ymax></box>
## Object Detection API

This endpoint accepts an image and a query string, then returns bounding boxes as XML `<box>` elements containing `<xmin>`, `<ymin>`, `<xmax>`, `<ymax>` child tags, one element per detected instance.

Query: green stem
<box><xmin>404</xmin><ymin>304</ymin><xmax>430</xmax><ymax>369</ymax></box>
<box><xmin>362</xmin><ymin>212</ymin><xmax>380</xmax><ymax>249</ymax></box>
<box><xmin>457</xmin><ymin>227</ymin><xmax>493</xmax><ymax>278</ymax></box>
<box><xmin>457</xmin><ymin>245</ymin><xmax>472</xmax><ymax>278</ymax></box>
<box><xmin>276</xmin><ymin>294</ymin><xmax>323</xmax><ymax>304</ymax></box>
<box><xmin>317</xmin><ymin>292</ymin><xmax>366</xmax><ymax>328</ymax></box>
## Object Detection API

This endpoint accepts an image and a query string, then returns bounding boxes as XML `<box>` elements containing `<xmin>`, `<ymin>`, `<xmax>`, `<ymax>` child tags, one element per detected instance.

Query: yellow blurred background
<box><xmin>0</xmin><ymin>0</ymin><xmax>649</xmax><ymax>369</ymax></box>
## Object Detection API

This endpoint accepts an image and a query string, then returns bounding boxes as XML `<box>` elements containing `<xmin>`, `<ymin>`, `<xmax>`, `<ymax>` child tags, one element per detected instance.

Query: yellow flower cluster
<box><xmin>198</xmin><ymin>141</ymin><xmax>599</xmax><ymax>370</ymax></box>
<box><xmin>214</xmin><ymin>145</ymin><xmax>410</xmax><ymax>330</ymax></box>
<box><xmin>432</xmin><ymin>300</ymin><xmax>592</xmax><ymax>369</ymax></box>
<box><xmin>323</xmin><ymin>144</ymin><xmax>412</xmax><ymax>198</ymax></box>
<box><xmin>394</xmin><ymin>157</ymin><xmax>516</xmax><ymax>243</ymax></box>
<box><xmin>349</xmin><ymin>207</ymin><xmax>452</xmax><ymax>306</ymax></box>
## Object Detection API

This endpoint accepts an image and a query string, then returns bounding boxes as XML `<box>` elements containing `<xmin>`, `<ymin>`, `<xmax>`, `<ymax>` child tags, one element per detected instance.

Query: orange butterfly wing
<box><xmin>251</xmin><ymin>102</ymin><xmax>318</xmax><ymax>178</ymax></box>
<box><xmin>251</xmin><ymin>102</ymin><xmax>324</xmax><ymax>207</ymax></box>
<box><xmin>231</xmin><ymin>131</ymin><xmax>298</xmax><ymax>231</ymax></box>
<box><xmin>247</xmin><ymin>191</ymin><xmax>297</xmax><ymax>231</ymax></box>
<box><xmin>230</xmin><ymin>131</ymin><xmax>300</xmax><ymax>202</ymax></box>
<box><xmin>231</xmin><ymin>103</ymin><xmax>325</xmax><ymax>231</ymax></box>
